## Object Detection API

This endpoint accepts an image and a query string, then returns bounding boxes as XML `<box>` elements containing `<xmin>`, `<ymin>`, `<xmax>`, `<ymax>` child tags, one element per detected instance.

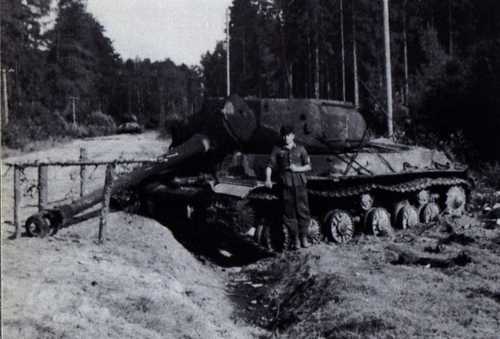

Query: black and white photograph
<box><xmin>1</xmin><ymin>0</ymin><xmax>499</xmax><ymax>338</ymax></box>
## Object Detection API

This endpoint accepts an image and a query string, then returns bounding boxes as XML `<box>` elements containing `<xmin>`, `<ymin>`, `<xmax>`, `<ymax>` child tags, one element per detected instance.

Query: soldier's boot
<box><xmin>300</xmin><ymin>236</ymin><xmax>310</xmax><ymax>248</ymax></box>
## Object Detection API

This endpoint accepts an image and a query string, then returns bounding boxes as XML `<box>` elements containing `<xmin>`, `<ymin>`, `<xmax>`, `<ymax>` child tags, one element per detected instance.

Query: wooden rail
<box><xmin>4</xmin><ymin>157</ymin><xmax>175</xmax><ymax>168</ymax></box>
<box><xmin>7</xmin><ymin>148</ymin><xmax>172</xmax><ymax>241</ymax></box>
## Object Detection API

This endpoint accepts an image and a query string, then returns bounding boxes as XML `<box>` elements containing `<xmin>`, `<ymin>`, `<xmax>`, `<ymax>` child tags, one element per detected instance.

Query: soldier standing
<box><xmin>265</xmin><ymin>124</ymin><xmax>312</xmax><ymax>249</ymax></box>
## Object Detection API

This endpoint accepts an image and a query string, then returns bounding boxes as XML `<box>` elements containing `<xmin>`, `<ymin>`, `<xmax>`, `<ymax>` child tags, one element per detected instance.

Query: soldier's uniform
<box><xmin>268</xmin><ymin>143</ymin><xmax>311</xmax><ymax>246</ymax></box>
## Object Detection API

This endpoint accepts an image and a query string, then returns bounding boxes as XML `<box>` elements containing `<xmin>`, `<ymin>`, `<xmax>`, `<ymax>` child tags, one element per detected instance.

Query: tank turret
<box><xmin>25</xmin><ymin>94</ymin><xmax>472</xmax><ymax>259</ymax></box>
<box><xmin>170</xmin><ymin>94</ymin><xmax>367</xmax><ymax>154</ymax></box>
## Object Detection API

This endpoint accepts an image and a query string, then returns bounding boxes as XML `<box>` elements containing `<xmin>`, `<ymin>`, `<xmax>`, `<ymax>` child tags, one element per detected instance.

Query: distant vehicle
<box><xmin>117</xmin><ymin>121</ymin><xmax>143</xmax><ymax>134</ymax></box>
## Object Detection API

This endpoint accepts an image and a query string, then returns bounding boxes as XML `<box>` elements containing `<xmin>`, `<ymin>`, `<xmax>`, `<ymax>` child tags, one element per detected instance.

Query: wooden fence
<box><xmin>4</xmin><ymin>147</ymin><xmax>168</xmax><ymax>243</ymax></box>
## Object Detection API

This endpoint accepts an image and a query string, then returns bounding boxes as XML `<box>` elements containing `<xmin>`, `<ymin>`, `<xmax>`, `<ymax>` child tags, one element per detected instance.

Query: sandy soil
<box><xmin>2</xmin><ymin>212</ymin><xmax>261</xmax><ymax>339</ymax></box>
<box><xmin>1</xmin><ymin>132</ymin><xmax>262</xmax><ymax>339</ymax></box>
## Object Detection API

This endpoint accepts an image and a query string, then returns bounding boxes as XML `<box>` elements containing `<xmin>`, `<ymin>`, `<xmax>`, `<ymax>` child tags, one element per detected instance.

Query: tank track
<box><xmin>248</xmin><ymin>176</ymin><xmax>470</xmax><ymax>200</ymax></box>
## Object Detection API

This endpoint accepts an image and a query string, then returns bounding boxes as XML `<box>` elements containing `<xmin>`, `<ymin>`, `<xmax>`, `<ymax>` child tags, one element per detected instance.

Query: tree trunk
<box><xmin>340</xmin><ymin>0</ymin><xmax>346</xmax><ymax>102</ymax></box>
<box><xmin>383</xmin><ymin>0</ymin><xmax>394</xmax><ymax>138</ymax></box>
<box><xmin>306</xmin><ymin>35</ymin><xmax>311</xmax><ymax>98</ymax></box>
<box><xmin>242</xmin><ymin>32</ymin><xmax>247</xmax><ymax>80</ymax></box>
<box><xmin>314</xmin><ymin>2</ymin><xmax>320</xmax><ymax>99</ymax></box>
<box><xmin>326</xmin><ymin>61</ymin><xmax>331</xmax><ymax>99</ymax></box>
<box><xmin>159</xmin><ymin>84</ymin><xmax>165</xmax><ymax>130</ymax></box>
<box><xmin>315</xmin><ymin>43</ymin><xmax>320</xmax><ymax>99</ymax></box>
<box><xmin>448</xmin><ymin>0</ymin><xmax>454</xmax><ymax>56</ymax></box>
<box><xmin>127</xmin><ymin>79</ymin><xmax>132</xmax><ymax>115</ymax></box>
<box><xmin>403</xmin><ymin>0</ymin><xmax>409</xmax><ymax>105</ymax></box>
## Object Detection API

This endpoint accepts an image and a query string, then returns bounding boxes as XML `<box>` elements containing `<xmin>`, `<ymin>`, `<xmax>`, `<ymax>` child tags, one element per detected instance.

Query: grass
<box><xmin>229</xmin><ymin>220</ymin><xmax>500</xmax><ymax>339</ymax></box>
<box><xmin>2</xmin><ymin>136</ymin><xmax>74</xmax><ymax>159</ymax></box>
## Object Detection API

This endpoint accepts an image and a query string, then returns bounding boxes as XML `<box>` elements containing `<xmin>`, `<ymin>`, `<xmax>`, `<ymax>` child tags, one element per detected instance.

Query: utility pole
<box><xmin>69</xmin><ymin>96</ymin><xmax>79</xmax><ymax>128</ymax></box>
<box><xmin>1</xmin><ymin>68</ymin><xmax>9</xmax><ymax>125</ymax></box>
<box><xmin>352</xmin><ymin>0</ymin><xmax>359</xmax><ymax>108</ymax></box>
<box><xmin>383</xmin><ymin>0</ymin><xmax>394</xmax><ymax>138</ymax></box>
<box><xmin>226</xmin><ymin>7</ymin><xmax>231</xmax><ymax>97</ymax></box>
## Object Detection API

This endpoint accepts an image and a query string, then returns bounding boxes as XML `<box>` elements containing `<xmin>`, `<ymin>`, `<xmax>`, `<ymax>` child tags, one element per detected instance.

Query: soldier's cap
<box><xmin>280</xmin><ymin>124</ymin><xmax>295</xmax><ymax>136</ymax></box>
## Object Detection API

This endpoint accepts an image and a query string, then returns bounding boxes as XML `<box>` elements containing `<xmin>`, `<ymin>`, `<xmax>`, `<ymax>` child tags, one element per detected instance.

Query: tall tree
<box><xmin>45</xmin><ymin>0</ymin><xmax>118</xmax><ymax>116</ymax></box>
<box><xmin>1</xmin><ymin>0</ymin><xmax>51</xmax><ymax>110</ymax></box>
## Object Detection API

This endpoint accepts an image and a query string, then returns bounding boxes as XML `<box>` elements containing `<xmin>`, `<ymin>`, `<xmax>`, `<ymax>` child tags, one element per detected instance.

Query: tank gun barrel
<box><xmin>25</xmin><ymin>134</ymin><xmax>211</xmax><ymax>237</ymax></box>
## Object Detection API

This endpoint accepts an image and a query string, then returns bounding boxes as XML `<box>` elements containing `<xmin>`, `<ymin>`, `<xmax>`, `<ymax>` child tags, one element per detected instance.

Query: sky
<box><xmin>86</xmin><ymin>0</ymin><xmax>232</xmax><ymax>66</ymax></box>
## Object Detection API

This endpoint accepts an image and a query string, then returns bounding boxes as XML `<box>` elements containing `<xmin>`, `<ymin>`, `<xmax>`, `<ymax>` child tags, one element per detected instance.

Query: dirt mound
<box><xmin>2</xmin><ymin>212</ymin><xmax>261</xmax><ymax>339</ymax></box>
<box><xmin>229</xmin><ymin>221</ymin><xmax>500</xmax><ymax>339</ymax></box>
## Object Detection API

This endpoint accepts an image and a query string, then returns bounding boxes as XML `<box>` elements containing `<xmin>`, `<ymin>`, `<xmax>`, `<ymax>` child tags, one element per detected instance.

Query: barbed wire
<box><xmin>6</xmin><ymin>157</ymin><xmax>153</xmax><ymax>206</ymax></box>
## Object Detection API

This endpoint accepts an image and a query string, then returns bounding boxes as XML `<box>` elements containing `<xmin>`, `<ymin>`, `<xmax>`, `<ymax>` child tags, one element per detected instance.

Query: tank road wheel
<box><xmin>324</xmin><ymin>210</ymin><xmax>354</xmax><ymax>244</ymax></box>
<box><xmin>445</xmin><ymin>186</ymin><xmax>467</xmax><ymax>216</ymax></box>
<box><xmin>419</xmin><ymin>202</ymin><xmax>440</xmax><ymax>223</ymax></box>
<box><xmin>360</xmin><ymin>193</ymin><xmax>374</xmax><ymax>212</ymax></box>
<box><xmin>419</xmin><ymin>194</ymin><xmax>441</xmax><ymax>223</ymax></box>
<box><xmin>364</xmin><ymin>208</ymin><xmax>394</xmax><ymax>237</ymax></box>
<box><xmin>394</xmin><ymin>200</ymin><xmax>419</xmax><ymax>230</ymax></box>
<box><xmin>307</xmin><ymin>218</ymin><xmax>322</xmax><ymax>245</ymax></box>
<box><xmin>417</xmin><ymin>190</ymin><xmax>430</xmax><ymax>208</ymax></box>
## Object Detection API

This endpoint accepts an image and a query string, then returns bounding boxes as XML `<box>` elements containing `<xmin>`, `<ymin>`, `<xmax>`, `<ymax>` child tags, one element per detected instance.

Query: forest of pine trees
<box><xmin>1</xmin><ymin>0</ymin><xmax>499</xmax><ymax>162</ymax></box>
<box><xmin>202</xmin><ymin>0</ymin><xmax>499</xmax><ymax>161</ymax></box>
<box><xmin>1</xmin><ymin>0</ymin><xmax>203</xmax><ymax>147</ymax></box>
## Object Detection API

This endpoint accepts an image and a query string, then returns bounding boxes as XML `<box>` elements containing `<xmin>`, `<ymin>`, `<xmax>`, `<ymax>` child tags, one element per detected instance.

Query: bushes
<box><xmin>402</xmin><ymin>35</ymin><xmax>500</xmax><ymax>163</ymax></box>
<box><xmin>84</xmin><ymin>110</ymin><xmax>117</xmax><ymax>136</ymax></box>
<box><xmin>2</xmin><ymin>103</ymin><xmax>68</xmax><ymax>148</ymax></box>
<box><xmin>2</xmin><ymin>103</ymin><xmax>117</xmax><ymax>150</ymax></box>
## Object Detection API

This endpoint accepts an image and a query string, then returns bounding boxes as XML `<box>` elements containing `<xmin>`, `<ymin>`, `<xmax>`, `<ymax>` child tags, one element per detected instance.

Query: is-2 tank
<box><xmin>24</xmin><ymin>94</ymin><xmax>471</xmax><ymax>255</ymax></box>
<box><xmin>140</xmin><ymin>94</ymin><xmax>471</xmax><ymax>252</ymax></box>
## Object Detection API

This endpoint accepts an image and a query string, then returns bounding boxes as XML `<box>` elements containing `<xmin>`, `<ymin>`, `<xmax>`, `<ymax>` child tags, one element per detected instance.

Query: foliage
<box><xmin>200</xmin><ymin>0</ymin><xmax>500</xmax><ymax>162</ymax></box>
<box><xmin>84</xmin><ymin>110</ymin><xmax>117</xmax><ymax>136</ymax></box>
<box><xmin>2</xmin><ymin>0</ymin><xmax>499</xmax><ymax>163</ymax></box>
<box><xmin>1</xmin><ymin>0</ymin><xmax>203</xmax><ymax>149</ymax></box>
<box><xmin>478</xmin><ymin>162</ymin><xmax>500</xmax><ymax>190</ymax></box>
<box><xmin>2</xmin><ymin>103</ymin><xmax>69</xmax><ymax>148</ymax></box>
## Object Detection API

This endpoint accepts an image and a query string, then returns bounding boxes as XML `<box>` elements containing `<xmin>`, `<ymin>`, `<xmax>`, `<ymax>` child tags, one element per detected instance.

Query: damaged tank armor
<box><xmin>25</xmin><ymin>95</ymin><xmax>472</xmax><ymax>257</ymax></box>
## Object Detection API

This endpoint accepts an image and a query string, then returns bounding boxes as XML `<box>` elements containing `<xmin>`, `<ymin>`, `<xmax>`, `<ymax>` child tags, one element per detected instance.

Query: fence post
<box><xmin>38</xmin><ymin>165</ymin><xmax>48</xmax><ymax>211</ymax></box>
<box><xmin>13</xmin><ymin>165</ymin><xmax>21</xmax><ymax>238</ymax></box>
<box><xmin>79</xmin><ymin>147</ymin><xmax>88</xmax><ymax>197</ymax></box>
<box><xmin>98</xmin><ymin>163</ymin><xmax>115</xmax><ymax>244</ymax></box>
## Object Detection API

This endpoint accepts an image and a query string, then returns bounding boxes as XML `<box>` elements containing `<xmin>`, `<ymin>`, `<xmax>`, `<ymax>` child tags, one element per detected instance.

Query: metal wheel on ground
<box><xmin>364</xmin><ymin>207</ymin><xmax>394</xmax><ymax>237</ymax></box>
<box><xmin>394</xmin><ymin>200</ymin><xmax>419</xmax><ymax>229</ymax></box>
<box><xmin>324</xmin><ymin>210</ymin><xmax>354</xmax><ymax>243</ymax></box>
<box><xmin>307</xmin><ymin>218</ymin><xmax>322</xmax><ymax>244</ymax></box>
<box><xmin>419</xmin><ymin>202</ymin><xmax>440</xmax><ymax>223</ymax></box>
<box><xmin>445</xmin><ymin>186</ymin><xmax>467</xmax><ymax>216</ymax></box>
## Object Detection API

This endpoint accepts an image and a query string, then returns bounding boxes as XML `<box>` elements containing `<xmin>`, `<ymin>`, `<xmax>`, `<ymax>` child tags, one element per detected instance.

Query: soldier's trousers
<box><xmin>281</xmin><ymin>184</ymin><xmax>310</xmax><ymax>239</ymax></box>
